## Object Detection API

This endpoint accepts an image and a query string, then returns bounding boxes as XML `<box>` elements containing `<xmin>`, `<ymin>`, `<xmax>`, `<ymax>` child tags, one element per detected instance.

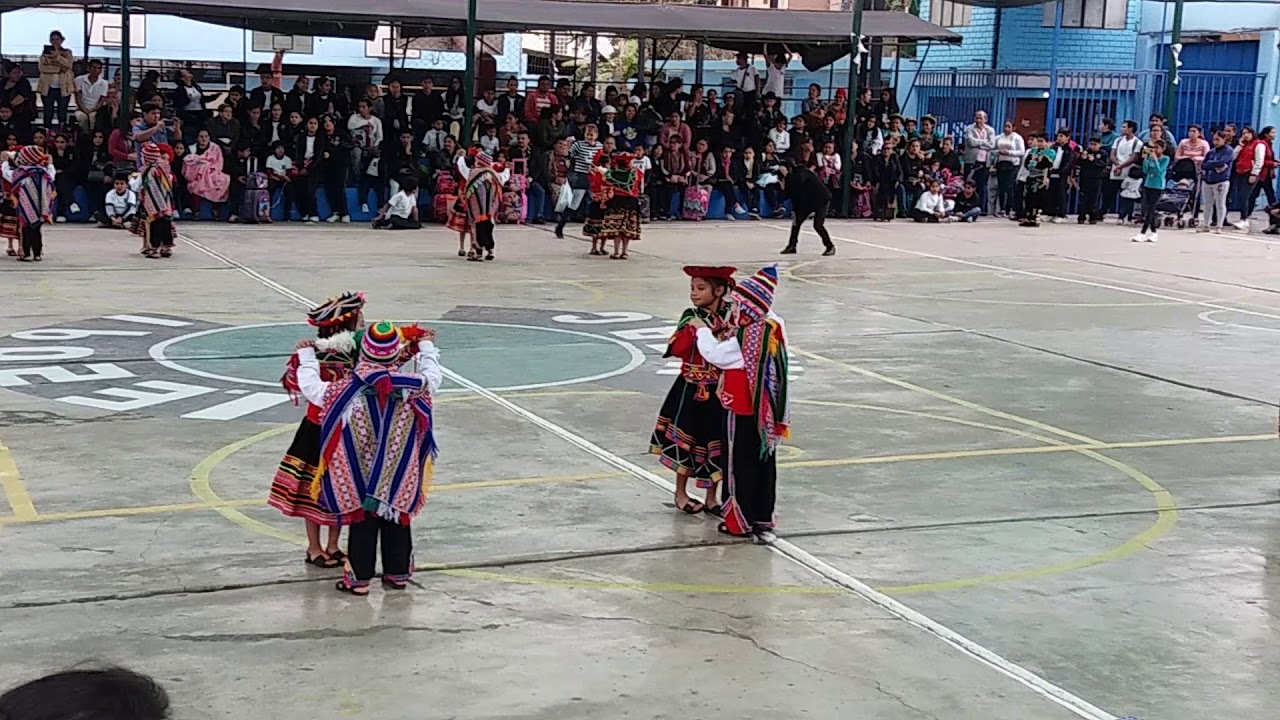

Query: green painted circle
<box><xmin>162</xmin><ymin>321</ymin><xmax>639</xmax><ymax>391</ymax></box>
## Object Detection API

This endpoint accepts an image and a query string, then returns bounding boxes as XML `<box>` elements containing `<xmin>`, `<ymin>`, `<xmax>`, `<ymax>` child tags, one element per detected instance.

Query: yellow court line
<box><xmin>0</xmin><ymin>438</ymin><xmax>38</xmax><ymax>520</ymax></box>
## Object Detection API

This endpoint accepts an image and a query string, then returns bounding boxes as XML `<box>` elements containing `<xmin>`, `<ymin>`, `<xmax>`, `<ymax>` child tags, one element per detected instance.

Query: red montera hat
<box><xmin>683</xmin><ymin>266</ymin><xmax>737</xmax><ymax>281</ymax></box>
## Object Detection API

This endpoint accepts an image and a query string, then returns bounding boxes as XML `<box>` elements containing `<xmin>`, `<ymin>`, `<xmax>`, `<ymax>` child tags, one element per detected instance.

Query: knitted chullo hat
<box><xmin>732</xmin><ymin>265</ymin><xmax>779</xmax><ymax>324</ymax></box>
<box><xmin>16</xmin><ymin>145</ymin><xmax>46</xmax><ymax>167</ymax></box>
<box><xmin>140</xmin><ymin>142</ymin><xmax>165</xmax><ymax>168</ymax></box>
<box><xmin>360</xmin><ymin>321</ymin><xmax>402</xmax><ymax>364</ymax></box>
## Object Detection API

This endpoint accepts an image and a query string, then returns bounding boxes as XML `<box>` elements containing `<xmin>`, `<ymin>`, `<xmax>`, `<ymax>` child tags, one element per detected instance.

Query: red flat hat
<box><xmin>683</xmin><ymin>265</ymin><xmax>737</xmax><ymax>280</ymax></box>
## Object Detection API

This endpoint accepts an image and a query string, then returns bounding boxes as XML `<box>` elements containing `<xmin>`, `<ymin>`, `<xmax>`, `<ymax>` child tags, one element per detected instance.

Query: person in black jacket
<box><xmin>868</xmin><ymin>141</ymin><xmax>903</xmax><ymax>221</ymax></box>
<box><xmin>411</xmin><ymin>76</ymin><xmax>444</xmax><ymax>144</ymax></box>
<box><xmin>1076</xmin><ymin>136</ymin><xmax>1109</xmax><ymax>224</ymax></box>
<box><xmin>779</xmin><ymin>160</ymin><xmax>835</xmax><ymax>256</ymax></box>
<box><xmin>291</xmin><ymin>116</ymin><xmax>324</xmax><ymax>221</ymax></box>
<box><xmin>306</xmin><ymin>77</ymin><xmax>348</xmax><ymax>121</ymax></box>
<box><xmin>320</xmin><ymin>114</ymin><xmax>351</xmax><ymax>222</ymax></box>
<box><xmin>1048</xmin><ymin>128</ymin><xmax>1079</xmax><ymax>222</ymax></box>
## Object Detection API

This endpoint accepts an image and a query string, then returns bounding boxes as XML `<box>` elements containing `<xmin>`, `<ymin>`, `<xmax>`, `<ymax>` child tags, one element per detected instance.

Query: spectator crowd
<box><xmin>0</xmin><ymin>35</ymin><xmax>1276</xmax><ymax>238</ymax></box>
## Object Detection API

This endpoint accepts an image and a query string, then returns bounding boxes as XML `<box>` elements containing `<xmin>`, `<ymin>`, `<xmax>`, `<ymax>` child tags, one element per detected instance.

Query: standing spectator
<box><xmin>247</xmin><ymin>66</ymin><xmax>281</xmax><ymax>117</ymax></box>
<box><xmin>1133</xmin><ymin>140</ymin><xmax>1169</xmax><ymax>243</ymax></box>
<box><xmin>869</xmin><ymin>140</ymin><xmax>902</xmax><ymax>221</ymax></box>
<box><xmin>496</xmin><ymin>76</ymin><xmax>523</xmax><ymax>123</ymax></box>
<box><xmin>994</xmin><ymin>120</ymin><xmax>1025</xmax><ymax>217</ymax></box>
<box><xmin>320</xmin><ymin>114</ymin><xmax>351</xmax><ymax>223</ymax></box>
<box><xmin>1233</xmin><ymin>126</ymin><xmax>1277</xmax><ymax>230</ymax></box>
<box><xmin>873</xmin><ymin>88</ymin><xmax>900</xmax><ymax>125</ymax></box>
<box><xmin>730</xmin><ymin>52</ymin><xmax>759</xmax><ymax>117</ymax></box>
<box><xmin>1047</xmin><ymin>129</ymin><xmax>1078</xmax><ymax>222</ymax></box>
<box><xmin>1076</xmin><ymin>136</ymin><xmax>1109</xmax><ymax>224</ymax></box>
<box><xmin>1140</xmin><ymin>113</ymin><xmax>1176</xmax><ymax>150</ymax></box>
<box><xmin>171</xmin><ymin>69</ymin><xmax>212</xmax><ymax>142</ymax></box>
<box><xmin>37</xmin><ymin>31</ymin><xmax>74</xmax><ymax>129</ymax></box>
<box><xmin>762</xmin><ymin>49</ymin><xmax>789</xmax><ymax>107</ymax></box>
<box><xmin>383</xmin><ymin>78</ymin><xmax>411</xmax><ymax>140</ymax></box>
<box><xmin>963</xmin><ymin>110</ymin><xmax>996</xmax><ymax>214</ymax></box>
<box><xmin>73</xmin><ymin>58</ymin><xmax>109</xmax><ymax>134</ymax></box>
<box><xmin>412</xmin><ymin>76</ymin><xmax>443</xmax><ymax>143</ymax></box>
<box><xmin>131</xmin><ymin>102</ymin><xmax>177</xmax><ymax>167</ymax></box>
<box><xmin>1109</xmin><ymin>120</ymin><xmax>1143</xmax><ymax>224</ymax></box>
<box><xmin>1098</xmin><ymin>118</ymin><xmax>1117</xmax><ymax>150</ymax></box>
<box><xmin>524</xmin><ymin>75</ymin><xmax>558</xmax><ymax>125</ymax></box>
<box><xmin>1</xmin><ymin>63</ymin><xmax>36</xmax><ymax>123</ymax></box>
<box><xmin>1199</xmin><ymin>130</ymin><xmax>1233</xmax><ymax>234</ymax></box>
<box><xmin>348</xmin><ymin>99</ymin><xmax>384</xmax><ymax>214</ymax></box>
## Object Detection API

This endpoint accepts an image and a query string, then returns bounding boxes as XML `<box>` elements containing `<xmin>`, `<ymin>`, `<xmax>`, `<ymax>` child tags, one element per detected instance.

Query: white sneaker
<box><xmin>326</xmin><ymin>214</ymin><xmax>339</xmax><ymax>223</ymax></box>
<box><xmin>308</xmin><ymin>216</ymin><xmax>319</xmax><ymax>223</ymax></box>
<box><xmin>55</xmin><ymin>216</ymin><xmax>67</xmax><ymax>223</ymax></box>
<box><xmin>724</xmin><ymin>213</ymin><xmax>736</xmax><ymax>221</ymax></box>
<box><xmin>340</xmin><ymin>215</ymin><xmax>351</xmax><ymax>224</ymax></box>
<box><xmin>1195</xmin><ymin>225</ymin><xmax>1210</xmax><ymax>233</ymax></box>
<box><xmin>70</xmin><ymin>203</ymin><xmax>80</xmax><ymax>214</ymax></box>
<box><xmin>1232</xmin><ymin>220</ymin><xmax>1250</xmax><ymax>231</ymax></box>
<box><xmin>1050</xmin><ymin>217</ymin><xmax>1064</xmax><ymax>224</ymax></box>
<box><xmin>1116</xmin><ymin>218</ymin><xmax>1128</xmax><ymax>226</ymax></box>
<box><xmin>1146</xmin><ymin>232</ymin><xmax>1158</xmax><ymax>243</ymax></box>
<box><xmin>1131</xmin><ymin>232</ymin><xmax>1147</xmax><ymax>243</ymax></box>
<box><xmin>361</xmin><ymin>204</ymin><xmax>370</xmax><ymax>214</ymax></box>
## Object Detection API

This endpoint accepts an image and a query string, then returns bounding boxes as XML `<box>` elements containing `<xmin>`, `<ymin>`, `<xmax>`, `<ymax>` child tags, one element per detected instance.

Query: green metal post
<box><xmin>840</xmin><ymin>0</ymin><xmax>863</xmax><ymax>217</ymax></box>
<box><xmin>462</xmin><ymin>0</ymin><xmax>477</xmax><ymax>146</ymax></box>
<box><xmin>119</xmin><ymin>0</ymin><xmax>132</xmax><ymax>126</ymax></box>
<box><xmin>1161</xmin><ymin>0</ymin><xmax>1185</xmax><ymax>127</ymax></box>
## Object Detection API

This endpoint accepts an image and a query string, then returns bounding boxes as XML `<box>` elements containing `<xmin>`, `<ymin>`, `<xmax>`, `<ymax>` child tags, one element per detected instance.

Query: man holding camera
<box><xmin>131</xmin><ymin>102</ymin><xmax>180</xmax><ymax>167</ymax></box>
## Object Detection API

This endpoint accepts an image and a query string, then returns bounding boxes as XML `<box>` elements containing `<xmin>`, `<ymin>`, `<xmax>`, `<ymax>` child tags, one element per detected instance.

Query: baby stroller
<box><xmin>1158</xmin><ymin>158</ymin><xmax>1199</xmax><ymax>229</ymax></box>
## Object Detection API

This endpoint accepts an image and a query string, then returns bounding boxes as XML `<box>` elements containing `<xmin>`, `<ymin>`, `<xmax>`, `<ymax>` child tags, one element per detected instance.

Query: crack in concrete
<box><xmin>159</xmin><ymin>622</ymin><xmax>507</xmax><ymax>644</ymax></box>
<box><xmin>875</xmin><ymin>680</ymin><xmax>943</xmax><ymax>720</ymax></box>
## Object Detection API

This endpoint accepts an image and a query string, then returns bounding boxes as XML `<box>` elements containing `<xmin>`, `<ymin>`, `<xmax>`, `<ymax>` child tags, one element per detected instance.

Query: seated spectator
<box><xmin>656</xmin><ymin>136</ymin><xmax>690</xmax><ymax>221</ymax></box>
<box><xmin>320</xmin><ymin>114</ymin><xmax>352</xmax><ymax>223</ymax></box>
<box><xmin>373</xmin><ymin>174</ymin><xmax>421</xmax><ymax>229</ymax></box>
<box><xmin>817</xmin><ymin>140</ymin><xmax>842</xmax><ymax>196</ymax></box>
<box><xmin>759</xmin><ymin>141</ymin><xmax>786</xmax><ymax>217</ymax></box>
<box><xmin>479</xmin><ymin>124</ymin><xmax>501</xmax><ymax>156</ymax></box>
<box><xmin>0</xmin><ymin>105</ymin><xmax>31</xmax><ymax>145</ymax></box>
<box><xmin>496</xmin><ymin>76</ymin><xmax>523</xmax><ymax>124</ymax></box>
<box><xmin>599</xmin><ymin>105</ymin><xmax>620</xmax><ymax>144</ymax></box>
<box><xmin>498</xmin><ymin>112</ymin><xmax>524</xmax><ymax>150</ymax></box>
<box><xmin>733</xmin><ymin>145</ymin><xmax>763</xmax><ymax>220</ymax></box>
<box><xmin>758</xmin><ymin>92</ymin><xmax>786</xmax><ymax>136</ymax></box>
<box><xmin>225</xmin><ymin>142</ymin><xmax>255</xmax><ymax>223</ymax></box>
<box><xmin>690</xmin><ymin>137</ymin><xmax>716</xmax><ymax>189</ymax></box>
<box><xmin>80</xmin><ymin>129</ymin><xmax>115</xmax><ymax>220</ymax></box>
<box><xmin>934</xmin><ymin>136</ymin><xmax>962</xmax><ymax>175</ymax></box>
<box><xmin>788</xmin><ymin>116</ymin><xmax>809</xmax><ymax>157</ymax></box>
<box><xmin>768</xmin><ymin>117</ymin><xmax>790</xmax><ymax>156</ymax></box>
<box><xmin>812</xmin><ymin>114</ymin><xmax>839</xmax><ymax>153</ymax></box>
<box><xmin>616</xmin><ymin>104</ymin><xmax>640</xmax><ymax>151</ymax></box>
<box><xmin>952</xmin><ymin>180</ymin><xmax>982</xmax><ymax>222</ymax></box>
<box><xmin>713</xmin><ymin>111</ymin><xmax>743</xmax><ymax>154</ymax></box>
<box><xmin>847</xmin><ymin>142</ymin><xmax>873</xmax><ymax>219</ymax></box>
<box><xmin>386</xmin><ymin>129</ymin><xmax>420</xmax><ymax>196</ymax></box>
<box><xmin>912</xmin><ymin>179</ymin><xmax>949</xmax><ymax>223</ymax></box>
<box><xmin>170</xmin><ymin>140</ymin><xmax>191</xmax><ymax>217</ymax></box>
<box><xmin>73</xmin><ymin>58</ymin><xmax>110</xmax><ymax>134</ymax></box>
<box><xmin>711</xmin><ymin>145</ymin><xmax>739</xmax><ymax>215</ymax></box>
<box><xmin>475</xmin><ymin>87</ymin><xmax>499</xmax><ymax>130</ymax></box>
<box><xmin>100</xmin><ymin>172</ymin><xmax>138</xmax><ymax>228</ymax></box>
<box><xmin>423</xmin><ymin>117</ymin><xmax>449</xmax><ymax>155</ymax></box>
<box><xmin>658</xmin><ymin>112</ymin><xmax>692</xmax><ymax>153</ymax></box>
<box><xmin>207</xmin><ymin>103</ymin><xmax>241</xmax><ymax>152</ymax></box>
<box><xmin>265</xmin><ymin>141</ymin><xmax>294</xmax><ymax>218</ymax></box>
<box><xmin>801</xmin><ymin>83</ymin><xmax>825</xmax><ymax>117</ymax></box>
<box><xmin>184</xmin><ymin>128</ymin><xmax>231</xmax><ymax>218</ymax></box>
<box><xmin>241</xmin><ymin>106</ymin><xmax>265</xmax><ymax>158</ymax></box>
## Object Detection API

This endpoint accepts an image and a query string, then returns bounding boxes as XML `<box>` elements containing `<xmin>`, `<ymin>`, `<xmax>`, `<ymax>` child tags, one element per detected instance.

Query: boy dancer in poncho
<box><xmin>597</xmin><ymin>151</ymin><xmax>643</xmax><ymax>259</ymax></box>
<box><xmin>651</xmin><ymin>266</ymin><xmax>737</xmax><ymax>515</ymax></box>
<box><xmin>463</xmin><ymin>148</ymin><xmax>502</xmax><ymax>262</ymax></box>
<box><xmin>295</xmin><ymin>321</ymin><xmax>442</xmax><ymax>595</ymax></box>
<box><xmin>6</xmin><ymin>145</ymin><xmax>55</xmax><ymax>262</ymax></box>
<box><xmin>270</xmin><ymin>291</ymin><xmax>365</xmax><ymax>569</ymax></box>
<box><xmin>130</xmin><ymin>142</ymin><xmax>177</xmax><ymax>258</ymax></box>
<box><xmin>691</xmin><ymin>266</ymin><xmax>790</xmax><ymax>539</ymax></box>
<box><xmin>1</xmin><ymin>150</ymin><xmax>20</xmax><ymax>258</ymax></box>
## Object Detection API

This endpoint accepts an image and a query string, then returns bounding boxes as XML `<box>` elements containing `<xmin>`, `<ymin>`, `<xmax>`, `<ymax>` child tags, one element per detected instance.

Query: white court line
<box><xmin>177</xmin><ymin>232</ymin><xmax>1118</xmax><ymax>720</ymax></box>
<box><xmin>772</xmin><ymin>224</ymin><xmax>1280</xmax><ymax>324</ymax></box>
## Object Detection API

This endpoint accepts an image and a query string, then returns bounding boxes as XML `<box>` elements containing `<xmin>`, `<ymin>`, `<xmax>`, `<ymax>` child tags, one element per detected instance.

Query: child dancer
<box><xmin>690</xmin><ymin>266</ymin><xmax>790</xmax><ymax>539</ymax></box>
<box><xmin>1</xmin><ymin>150</ymin><xmax>20</xmax><ymax>258</ymax></box>
<box><xmin>650</xmin><ymin>266</ymin><xmax>737</xmax><ymax>515</ymax></box>
<box><xmin>463</xmin><ymin>148</ymin><xmax>502</xmax><ymax>262</ymax></box>
<box><xmin>130</xmin><ymin>142</ymin><xmax>177</xmax><ymax>258</ymax></box>
<box><xmin>598</xmin><ymin>151</ymin><xmax>643</xmax><ymax>259</ymax></box>
<box><xmin>296</xmin><ymin>322</ymin><xmax>442</xmax><ymax>596</ymax></box>
<box><xmin>7</xmin><ymin>145</ymin><xmax>55</xmax><ymax>262</ymax></box>
<box><xmin>270</xmin><ymin>291</ymin><xmax>366</xmax><ymax>569</ymax></box>
<box><xmin>1019</xmin><ymin>134</ymin><xmax>1056</xmax><ymax>228</ymax></box>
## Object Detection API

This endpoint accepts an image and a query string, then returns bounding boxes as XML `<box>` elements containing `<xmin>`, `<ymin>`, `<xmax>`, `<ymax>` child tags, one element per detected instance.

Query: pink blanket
<box><xmin>183</xmin><ymin>142</ymin><xmax>230</xmax><ymax>203</ymax></box>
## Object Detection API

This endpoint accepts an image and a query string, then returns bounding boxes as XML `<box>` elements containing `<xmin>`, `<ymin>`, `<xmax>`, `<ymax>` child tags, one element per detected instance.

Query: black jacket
<box><xmin>868</xmin><ymin>152</ymin><xmax>903</xmax><ymax>188</ymax></box>
<box><xmin>412</xmin><ymin>90</ymin><xmax>444</xmax><ymax>125</ymax></box>
<box><xmin>292</xmin><ymin>133</ymin><xmax>324</xmax><ymax>174</ymax></box>
<box><xmin>784</xmin><ymin>165</ymin><xmax>831</xmax><ymax>213</ymax></box>
<box><xmin>306</xmin><ymin>92</ymin><xmax>348</xmax><ymax>121</ymax></box>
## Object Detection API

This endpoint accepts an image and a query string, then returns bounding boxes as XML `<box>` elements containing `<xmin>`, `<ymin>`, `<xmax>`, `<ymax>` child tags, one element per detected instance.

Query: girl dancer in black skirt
<box><xmin>649</xmin><ymin>266</ymin><xmax>737</xmax><ymax>514</ymax></box>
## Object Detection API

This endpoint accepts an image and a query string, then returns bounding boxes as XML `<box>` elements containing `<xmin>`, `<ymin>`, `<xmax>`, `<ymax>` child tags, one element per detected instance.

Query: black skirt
<box><xmin>723</xmin><ymin>415</ymin><xmax>778</xmax><ymax>532</ymax></box>
<box><xmin>649</xmin><ymin>376</ymin><xmax>728</xmax><ymax>489</ymax></box>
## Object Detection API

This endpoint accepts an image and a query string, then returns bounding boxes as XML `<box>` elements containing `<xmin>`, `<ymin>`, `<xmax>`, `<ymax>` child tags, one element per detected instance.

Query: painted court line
<box><xmin>178</xmin><ymin>232</ymin><xmax>1119</xmax><ymax>720</ymax></box>
<box><xmin>103</xmin><ymin>314</ymin><xmax>194</xmax><ymax>327</ymax></box>
<box><xmin>0</xmin><ymin>438</ymin><xmax>37</xmax><ymax>520</ymax></box>
<box><xmin>779</xmin><ymin>224</ymin><xmax>1280</xmax><ymax>323</ymax></box>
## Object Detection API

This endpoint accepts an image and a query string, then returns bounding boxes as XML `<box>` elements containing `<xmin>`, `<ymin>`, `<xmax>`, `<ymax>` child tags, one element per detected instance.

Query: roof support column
<box><xmin>463</xmin><ymin>0</ymin><xmax>477</xmax><ymax>145</ymax></box>
<box><xmin>840</xmin><ymin>0</ymin><xmax>864</xmax><ymax>217</ymax></box>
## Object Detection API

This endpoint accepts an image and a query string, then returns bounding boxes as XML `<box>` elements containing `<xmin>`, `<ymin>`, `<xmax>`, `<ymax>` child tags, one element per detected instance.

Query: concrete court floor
<box><xmin>1</xmin><ymin>216</ymin><xmax>1279</xmax><ymax>720</ymax></box>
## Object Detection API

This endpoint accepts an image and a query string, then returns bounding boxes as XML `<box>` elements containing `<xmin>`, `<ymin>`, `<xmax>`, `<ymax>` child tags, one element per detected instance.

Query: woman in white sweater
<box><xmin>994</xmin><ymin>120</ymin><xmax>1026</xmax><ymax>216</ymax></box>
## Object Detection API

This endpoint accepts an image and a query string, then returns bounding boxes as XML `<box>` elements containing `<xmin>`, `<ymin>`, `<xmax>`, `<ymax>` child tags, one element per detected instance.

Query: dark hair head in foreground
<box><xmin>0</xmin><ymin>666</ymin><xmax>170</xmax><ymax>720</ymax></box>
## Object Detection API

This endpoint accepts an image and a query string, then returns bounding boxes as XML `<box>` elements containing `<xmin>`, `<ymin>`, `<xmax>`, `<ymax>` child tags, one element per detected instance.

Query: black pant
<box><xmin>474</xmin><ymin>219</ymin><xmax>495</xmax><ymax>251</ymax></box>
<box><xmin>763</xmin><ymin>184</ymin><xmax>783</xmax><ymax>215</ymax></box>
<box><xmin>54</xmin><ymin>173</ymin><xmax>78</xmax><ymax>217</ymax></box>
<box><xmin>147</xmin><ymin>217</ymin><xmax>175</xmax><ymax>248</ymax></box>
<box><xmin>788</xmin><ymin>205</ymin><xmax>832</xmax><ymax>249</ymax></box>
<box><xmin>1049</xmin><ymin>177</ymin><xmax>1070</xmax><ymax>218</ymax></box>
<box><xmin>269</xmin><ymin>180</ymin><xmax>292</xmax><ymax>220</ymax></box>
<box><xmin>324</xmin><ymin>169</ymin><xmax>349</xmax><ymax>217</ymax></box>
<box><xmin>1245</xmin><ymin>178</ymin><xmax>1278</xmax><ymax>218</ymax></box>
<box><xmin>347</xmin><ymin>516</ymin><xmax>413</xmax><ymax>584</ymax></box>
<box><xmin>1078</xmin><ymin>176</ymin><xmax>1103</xmax><ymax>221</ymax></box>
<box><xmin>375</xmin><ymin>215</ymin><xmax>421</xmax><ymax>230</ymax></box>
<box><xmin>294</xmin><ymin>173</ymin><xmax>320</xmax><ymax>218</ymax></box>
<box><xmin>737</xmin><ymin>183</ymin><xmax>761</xmax><ymax>214</ymax></box>
<box><xmin>656</xmin><ymin>182</ymin><xmax>684</xmax><ymax>219</ymax></box>
<box><xmin>730</xmin><ymin>414</ymin><xmax>777</xmax><ymax>530</ymax></box>
<box><xmin>1103</xmin><ymin>178</ymin><xmax>1121</xmax><ymax>218</ymax></box>
<box><xmin>20</xmin><ymin>224</ymin><xmax>42</xmax><ymax>258</ymax></box>
<box><xmin>1139</xmin><ymin>186</ymin><xmax>1162</xmax><ymax>233</ymax></box>
<box><xmin>873</xmin><ymin>188</ymin><xmax>895</xmax><ymax>220</ymax></box>
<box><xmin>228</xmin><ymin>180</ymin><xmax>245</xmax><ymax>217</ymax></box>
<box><xmin>911</xmin><ymin>208</ymin><xmax>941</xmax><ymax>223</ymax></box>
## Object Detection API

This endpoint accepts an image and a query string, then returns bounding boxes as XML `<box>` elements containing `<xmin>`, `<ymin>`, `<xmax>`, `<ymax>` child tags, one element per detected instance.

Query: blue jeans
<box><xmin>527</xmin><ymin>182</ymin><xmax>547</xmax><ymax>221</ymax></box>
<box><xmin>43</xmin><ymin>87</ymin><xmax>69</xmax><ymax>128</ymax></box>
<box><xmin>957</xmin><ymin>206</ymin><xmax>981</xmax><ymax>222</ymax></box>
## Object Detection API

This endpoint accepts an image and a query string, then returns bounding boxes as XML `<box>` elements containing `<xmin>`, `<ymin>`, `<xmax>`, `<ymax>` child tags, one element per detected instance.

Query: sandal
<box><xmin>458</xmin><ymin>250</ymin><xmax>467</xmax><ymax>257</ymax></box>
<box><xmin>485</xmin><ymin>253</ymin><xmax>494</xmax><ymax>261</ymax></box>
<box><xmin>16</xmin><ymin>256</ymin><xmax>29</xmax><ymax>262</ymax></box>
<box><xmin>703</xmin><ymin>504</ymin><xmax>722</xmax><ymax>518</ymax></box>
<box><xmin>382</xmin><ymin>577</ymin><xmax>408</xmax><ymax>590</ymax></box>
<box><xmin>306</xmin><ymin>552</ymin><xmax>341</xmax><ymax>569</ymax></box>
<box><xmin>619</xmin><ymin>252</ymin><xmax>629</xmax><ymax>260</ymax></box>
<box><xmin>326</xmin><ymin>550</ymin><xmax>347</xmax><ymax>563</ymax></box>
<box><xmin>675</xmin><ymin>498</ymin><xmax>704</xmax><ymax>515</ymax></box>
<box><xmin>609</xmin><ymin>253</ymin><xmax>620</xmax><ymax>259</ymax></box>
<box><xmin>5</xmin><ymin>248</ymin><xmax>14</xmax><ymax>256</ymax></box>
<box><xmin>334</xmin><ymin>580</ymin><xmax>370</xmax><ymax>596</ymax></box>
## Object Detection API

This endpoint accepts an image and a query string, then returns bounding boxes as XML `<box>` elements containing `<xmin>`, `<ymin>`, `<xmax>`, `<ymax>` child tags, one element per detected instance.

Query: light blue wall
<box><xmin>0</xmin><ymin>8</ymin><xmax>521</xmax><ymax>76</ymax></box>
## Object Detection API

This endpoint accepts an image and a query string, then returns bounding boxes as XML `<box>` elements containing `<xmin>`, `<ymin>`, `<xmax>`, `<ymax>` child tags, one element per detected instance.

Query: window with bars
<box><xmin>929</xmin><ymin>0</ymin><xmax>972</xmax><ymax>28</ymax></box>
<box><xmin>1042</xmin><ymin>0</ymin><xmax>1128</xmax><ymax>30</ymax></box>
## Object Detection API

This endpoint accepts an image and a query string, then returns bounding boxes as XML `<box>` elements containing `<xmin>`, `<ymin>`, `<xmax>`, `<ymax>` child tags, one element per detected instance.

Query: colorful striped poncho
<box><xmin>11</xmin><ymin>165</ymin><xmax>54</xmax><ymax>228</ymax></box>
<box><xmin>737</xmin><ymin>316</ymin><xmax>790</xmax><ymax>457</ymax></box>
<box><xmin>463</xmin><ymin>166</ymin><xmax>502</xmax><ymax>224</ymax></box>
<box><xmin>315</xmin><ymin>361</ymin><xmax>438</xmax><ymax>526</ymax></box>
<box><xmin>137</xmin><ymin>164</ymin><xmax>175</xmax><ymax>223</ymax></box>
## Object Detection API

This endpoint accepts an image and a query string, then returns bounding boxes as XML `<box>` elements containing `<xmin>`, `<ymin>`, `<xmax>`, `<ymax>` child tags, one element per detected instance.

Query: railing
<box><xmin>913</xmin><ymin>69</ymin><xmax>1267</xmax><ymax>141</ymax></box>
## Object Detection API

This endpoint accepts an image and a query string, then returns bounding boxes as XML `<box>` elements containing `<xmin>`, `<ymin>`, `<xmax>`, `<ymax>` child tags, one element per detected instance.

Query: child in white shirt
<box><xmin>100</xmin><ymin>175</ymin><xmax>138</xmax><ymax>228</ymax></box>
<box><xmin>768</xmin><ymin>119</ymin><xmax>790</xmax><ymax>156</ymax></box>
<box><xmin>373</xmin><ymin>175</ymin><xmax>422</xmax><ymax>230</ymax></box>
<box><xmin>911</xmin><ymin>180</ymin><xmax>950</xmax><ymax>223</ymax></box>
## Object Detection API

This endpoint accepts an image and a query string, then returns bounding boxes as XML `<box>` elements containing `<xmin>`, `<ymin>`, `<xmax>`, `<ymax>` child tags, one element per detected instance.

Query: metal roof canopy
<box><xmin>1</xmin><ymin>0</ymin><xmax>959</xmax><ymax>70</ymax></box>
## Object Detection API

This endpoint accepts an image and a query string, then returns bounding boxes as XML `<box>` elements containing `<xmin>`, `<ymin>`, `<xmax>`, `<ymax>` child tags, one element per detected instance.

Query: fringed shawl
<box><xmin>12</xmin><ymin>166</ymin><xmax>54</xmax><ymax>228</ymax></box>
<box><xmin>138</xmin><ymin>164</ymin><xmax>175</xmax><ymax>222</ymax></box>
<box><xmin>738</xmin><ymin>317</ymin><xmax>790</xmax><ymax>457</ymax></box>
<box><xmin>315</xmin><ymin>361</ymin><xmax>437</xmax><ymax>526</ymax></box>
<box><xmin>463</xmin><ymin>166</ymin><xmax>502</xmax><ymax>223</ymax></box>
